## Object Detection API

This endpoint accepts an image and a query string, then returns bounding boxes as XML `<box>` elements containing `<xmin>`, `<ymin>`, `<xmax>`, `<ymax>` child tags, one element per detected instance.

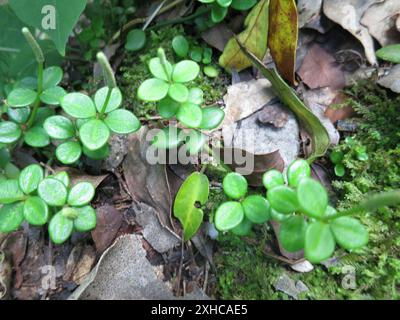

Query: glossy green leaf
<box><xmin>262</xmin><ymin>169</ymin><xmax>284</xmax><ymax>190</ymax></box>
<box><xmin>74</xmin><ymin>205</ymin><xmax>97</xmax><ymax>232</ymax></box>
<box><xmin>0</xmin><ymin>122</ymin><xmax>21</xmax><ymax>145</ymax></box>
<box><xmin>43</xmin><ymin>66</ymin><xmax>63</xmax><ymax>89</ymax></box>
<box><xmin>176</xmin><ymin>102</ymin><xmax>202</xmax><ymax>128</ymax></box>
<box><xmin>215</xmin><ymin>201</ymin><xmax>244</xmax><ymax>231</ymax></box>
<box><xmin>24</xmin><ymin>196</ymin><xmax>49</xmax><ymax>226</ymax></box>
<box><xmin>56</xmin><ymin>141</ymin><xmax>82</xmax><ymax>164</ymax></box>
<box><xmin>279</xmin><ymin>215</ymin><xmax>307</xmax><ymax>252</ymax></box>
<box><xmin>270</xmin><ymin>208</ymin><xmax>290</xmax><ymax>222</ymax></box>
<box><xmin>44</xmin><ymin>115</ymin><xmax>75</xmax><ymax>140</ymax></box>
<box><xmin>330</xmin><ymin>150</ymin><xmax>344</xmax><ymax>164</ymax></box>
<box><xmin>297</xmin><ymin>177</ymin><xmax>328</xmax><ymax>219</ymax></box>
<box><xmin>4</xmin><ymin>163</ymin><xmax>20</xmax><ymax>180</ymax></box>
<box><xmin>38</xmin><ymin>178</ymin><xmax>68</xmax><ymax>206</ymax></box>
<box><xmin>231</xmin><ymin>218</ymin><xmax>253</xmax><ymax>236</ymax></box>
<box><xmin>125</xmin><ymin>29</ymin><xmax>146</xmax><ymax>52</ymax></box>
<box><xmin>203</xmin><ymin>66</ymin><xmax>219</xmax><ymax>78</ymax></box>
<box><xmin>168</xmin><ymin>83</ymin><xmax>189</xmax><ymax>103</ymax></box>
<box><xmin>217</xmin><ymin>0</ymin><xmax>232</xmax><ymax>7</ymax></box>
<box><xmin>149</xmin><ymin>57</ymin><xmax>172</xmax><ymax>82</ymax></box>
<box><xmin>48</xmin><ymin>212</ymin><xmax>74</xmax><ymax>244</ymax></box>
<box><xmin>24</xmin><ymin>126</ymin><xmax>50</xmax><ymax>147</ymax></box>
<box><xmin>137</xmin><ymin>78</ymin><xmax>169</xmax><ymax>102</ymax></box>
<box><xmin>7</xmin><ymin>88</ymin><xmax>37</xmax><ymax>107</ymax></box>
<box><xmin>190</xmin><ymin>47</ymin><xmax>203</xmax><ymax>63</ymax></box>
<box><xmin>79</xmin><ymin>119</ymin><xmax>110</xmax><ymax>151</ymax></box>
<box><xmin>287</xmin><ymin>159</ymin><xmax>311</xmax><ymax>187</ymax></box>
<box><xmin>0</xmin><ymin>180</ymin><xmax>25</xmax><ymax>204</ymax></box>
<box><xmin>187</xmin><ymin>88</ymin><xmax>204</xmax><ymax>105</ymax></box>
<box><xmin>33</xmin><ymin>107</ymin><xmax>56</xmax><ymax>126</ymax></box>
<box><xmin>0</xmin><ymin>202</ymin><xmax>24</xmax><ymax>232</ymax></box>
<box><xmin>223</xmin><ymin>172</ymin><xmax>248</xmax><ymax>200</ymax></box>
<box><xmin>334</xmin><ymin>164</ymin><xmax>345</xmax><ymax>177</ymax></box>
<box><xmin>40</xmin><ymin>86</ymin><xmax>66</xmax><ymax>105</ymax></box>
<box><xmin>105</xmin><ymin>109</ymin><xmax>141</xmax><ymax>134</ymax></box>
<box><xmin>54</xmin><ymin>171</ymin><xmax>70</xmax><ymax>188</ymax></box>
<box><xmin>19</xmin><ymin>164</ymin><xmax>43</xmax><ymax>194</ymax></box>
<box><xmin>172</xmin><ymin>61</ymin><xmax>200</xmax><ymax>83</ymax></box>
<box><xmin>152</xmin><ymin>127</ymin><xmax>184</xmax><ymax>149</ymax></box>
<box><xmin>185</xmin><ymin>130</ymin><xmax>207</xmax><ymax>155</ymax></box>
<box><xmin>173</xmin><ymin>172</ymin><xmax>210</xmax><ymax>241</ymax></box>
<box><xmin>202</xmin><ymin>48</ymin><xmax>212</xmax><ymax>64</ymax></box>
<box><xmin>211</xmin><ymin>3</ymin><xmax>228</xmax><ymax>23</ymax></box>
<box><xmin>242</xmin><ymin>195</ymin><xmax>270</xmax><ymax>224</ymax></box>
<box><xmin>172</xmin><ymin>35</ymin><xmax>189</xmax><ymax>58</ymax></box>
<box><xmin>82</xmin><ymin>144</ymin><xmax>110</xmax><ymax>160</ymax></box>
<box><xmin>7</xmin><ymin>107</ymin><xmax>30</xmax><ymax>124</ymax></box>
<box><xmin>330</xmin><ymin>217</ymin><xmax>368</xmax><ymax>250</ymax></box>
<box><xmin>267</xmin><ymin>186</ymin><xmax>298</xmax><ymax>214</ymax></box>
<box><xmin>0</xmin><ymin>148</ymin><xmax>11</xmax><ymax>168</ymax></box>
<box><xmin>199</xmin><ymin>106</ymin><xmax>225</xmax><ymax>130</ymax></box>
<box><xmin>94</xmin><ymin>87</ymin><xmax>123</xmax><ymax>113</ymax></box>
<box><xmin>231</xmin><ymin>0</ymin><xmax>257</xmax><ymax>10</ymax></box>
<box><xmin>68</xmin><ymin>182</ymin><xmax>95</xmax><ymax>207</ymax></box>
<box><xmin>305</xmin><ymin>221</ymin><xmax>335</xmax><ymax>263</ymax></box>
<box><xmin>376</xmin><ymin>44</ymin><xmax>400</xmax><ymax>63</ymax></box>
<box><xmin>157</xmin><ymin>97</ymin><xmax>180</xmax><ymax>119</ymax></box>
<box><xmin>61</xmin><ymin>93</ymin><xmax>97</xmax><ymax>119</ymax></box>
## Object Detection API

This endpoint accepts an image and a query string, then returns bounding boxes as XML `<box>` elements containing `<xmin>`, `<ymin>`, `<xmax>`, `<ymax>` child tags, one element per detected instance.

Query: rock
<box><xmin>308</xmin><ymin>103</ymin><xmax>340</xmax><ymax>146</ymax></box>
<box><xmin>274</xmin><ymin>274</ymin><xmax>301</xmax><ymax>300</ymax></box>
<box><xmin>132</xmin><ymin>202</ymin><xmax>180</xmax><ymax>253</ymax></box>
<box><xmin>295</xmin><ymin>280</ymin><xmax>310</xmax><ymax>294</ymax></box>
<box><xmin>291</xmin><ymin>260</ymin><xmax>314</xmax><ymax>273</ymax></box>
<box><xmin>258</xmin><ymin>103</ymin><xmax>289</xmax><ymax>128</ymax></box>
<box><xmin>321</xmin><ymin>256</ymin><xmax>341</xmax><ymax>268</ymax></box>
<box><xmin>102</xmin><ymin>135</ymin><xmax>129</xmax><ymax>171</ymax></box>
<box><xmin>378</xmin><ymin>65</ymin><xmax>400</xmax><ymax>93</ymax></box>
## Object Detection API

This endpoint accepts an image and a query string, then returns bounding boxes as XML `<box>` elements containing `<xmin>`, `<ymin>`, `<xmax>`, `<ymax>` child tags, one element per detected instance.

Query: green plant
<box><xmin>0</xmin><ymin>165</ymin><xmax>97</xmax><ymax>244</ymax></box>
<box><xmin>376</xmin><ymin>43</ymin><xmax>400</xmax><ymax>64</ymax></box>
<box><xmin>198</xmin><ymin>0</ymin><xmax>258</xmax><ymax>23</ymax></box>
<box><xmin>214</xmin><ymin>159</ymin><xmax>400</xmax><ymax>263</ymax></box>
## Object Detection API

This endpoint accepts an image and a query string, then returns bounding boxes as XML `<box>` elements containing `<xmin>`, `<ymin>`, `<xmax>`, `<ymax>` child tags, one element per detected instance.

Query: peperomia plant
<box><xmin>0</xmin><ymin>165</ymin><xmax>97</xmax><ymax>244</ymax></box>
<box><xmin>213</xmin><ymin>159</ymin><xmax>400</xmax><ymax>263</ymax></box>
<box><xmin>198</xmin><ymin>0</ymin><xmax>258</xmax><ymax>23</ymax></box>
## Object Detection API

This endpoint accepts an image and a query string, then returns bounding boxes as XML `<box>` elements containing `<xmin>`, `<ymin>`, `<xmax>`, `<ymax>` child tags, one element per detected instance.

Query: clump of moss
<box><xmin>119</xmin><ymin>25</ymin><xmax>228</xmax><ymax>117</ymax></box>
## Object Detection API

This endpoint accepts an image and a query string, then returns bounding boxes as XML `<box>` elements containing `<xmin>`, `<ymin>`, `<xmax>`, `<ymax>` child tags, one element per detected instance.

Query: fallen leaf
<box><xmin>298</xmin><ymin>0</ymin><xmax>322</xmax><ymax>29</ymax></box>
<box><xmin>361</xmin><ymin>0</ymin><xmax>400</xmax><ymax>47</ymax></box>
<box><xmin>298</xmin><ymin>44</ymin><xmax>346</xmax><ymax>90</ymax></box>
<box><xmin>201</xmin><ymin>23</ymin><xmax>232</xmax><ymax>52</ymax></box>
<box><xmin>323</xmin><ymin>0</ymin><xmax>378</xmax><ymax>65</ymax></box>
<box><xmin>268</xmin><ymin>0</ymin><xmax>298</xmax><ymax>84</ymax></box>
<box><xmin>257</xmin><ymin>103</ymin><xmax>289</xmax><ymax>128</ymax></box>
<box><xmin>219</xmin><ymin>0</ymin><xmax>269</xmax><ymax>72</ymax></box>
<box><xmin>0</xmin><ymin>250</ymin><xmax>12</xmax><ymax>300</ymax></box>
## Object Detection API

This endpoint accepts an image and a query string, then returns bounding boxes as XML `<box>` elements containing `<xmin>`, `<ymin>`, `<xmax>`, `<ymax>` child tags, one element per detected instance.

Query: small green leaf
<box><xmin>330</xmin><ymin>150</ymin><xmax>344</xmax><ymax>164</ymax></box>
<box><xmin>44</xmin><ymin>116</ymin><xmax>75</xmax><ymax>140</ymax></box>
<box><xmin>223</xmin><ymin>172</ymin><xmax>248</xmax><ymax>200</ymax></box>
<box><xmin>231</xmin><ymin>218</ymin><xmax>253</xmax><ymax>236</ymax></box>
<box><xmin>149</xmin><ymin>58</ymin><xmax>173</xmax><ymax>82</ymax></box>
<box><xmin>0</xmin><ymin>202</ymin><xmax>24</xmax><ymax>232</ymax></box>
<box><xmin>7</xmin><ymin>107</ymin><xmax>30</xmax><ymax>124</ymax></box>
<box><xmin>43</xmin><ymin>66</ymin><xmax>63</xmax><ymax>89</ymax></box>
<box><xmin>330</xmin><ymin>217</ymin><xmax>368</xmax><ymax>250</ymax></box>
<box><xmin>79</xmin><ymin>119</ymin><xmax>110</xmax><ymax>151</ymax></box>
<box><xmin>217</xmin><ymin>0</ymin><xmax>232</xmax><ymax>7</ymax></box>
<box><xmin>56</xmin><ymin>141</ymin><xmax>82</xmax><ymax>164</ymax></box>
<box><xmin>172</xmin><ymin>35</ymin><xmax>189</xmax><ymax>58</ymax></box>
<box><xmin>157</xmin><ymin>97</ymin><xmax>180</xmax><ymax>119</ymax></box>
<box><xmin>40</xmin><ymin>86</ymin><xmax>67</xmax><ymax>105</ymax></box>
<box><xmin>190</xmin><ymin>47</ymin><xmax>203</xmax><ymax>62</ymax></box>
<box><xmin>297</xmin><ymin>177</ymin><xmax>328</xmax><ymax>219</ymax></box>
<box><xmin>0</xmin><ymin>121</ymin><xmax>22</xmax><ymax>144</ymax></box>
<box><xmin>185</xmin><ymin>130</ymin><xmax>207</xmax><ymax>155</ymax></box>
<box><xmin>38</xmin><ymin>178</ymin><xmax>68</xmax><ymax>207</ymax></box>
<box><xmin>54</xmin><ymin>172</ymin><xmax>70</xmax><ymax>188</ymax></box>
<box><xmin>279</xmin><ymin>215</ymin><xmax>307</xmax><ymax>252</ymax></box>
<box><xmin>137</xmin><ymin>78</ymin><xmax>169</xmax><ymax>102</ymax></box>
<box><xmin>267</xmin><ymin>186</ymin><xmax>299</xmax><ymax>214</ymax></box>
<box><xmin>68</xmin><ymin>182</ymin><xmax>95</xmax><ymax>207</ymax></box>
<box><xmin>105</xmin><ymin>109</ymin><xmax>141</xmax><ymax>134</ymax></box>
<box><xmin>270</xmin><ymin>208</ymin><xmax>290</xmax><ymax>222</ymax></box>
<box><xmin>48</xmin><ymin>212</ymin><xmax>74</xmax><ymax>245</ymax></box>
<box><xmin>211</xmin><ymin>3</ymin><xmax>228</xmax><ymax>23</ymax></box>
<box><xmin>7</xmin><ymin>88</ymin><xmax>37</xmax><ymax>107</ymax></box>
<box><xmin>203</xmin><ymin>66</ymin><xmax>219</xmax><ymax>78</ymax></box>
<box><xmin>242</xmin><ymin>195</ymin><xmax>270</xmax><ymax>224</ymax></box>
<box><xmin>34</xmin><ymin>107</ymin><xmax>56</xmax><ymax>126</ymax></box>
<box><xmin>202</xmin><ymin>48</ymin><xmax>213</xmax><ymax>64</ymax></box>
<box><xmin>24</xmin><ymin>126</ymin><xmax>50</xmax><ymax>148</ymax></box>
<box><xmin>262</xmin><ymin>170</ymin><xmax>284</xmax><ymax>190</ymax></box>
<box><xmin>168</xmin><ymin>83</ymin><xmax>189</xmax><ymax>103</ymax></box>
<box><xmin>215</xmin><ymin>201</ymin><xmax>244</xmax><ymax>231</ymax></box>
<box><xmin>0</xmin><ymin>180</ymin><xmax>25</xmax><ymax>204</ymax></box>
<box><xmin>199</xmin><ymin>107</ymin><xmax>225</xmax><ymax>130</ymax></box>
<box><xmin>231</xmin><ymin>0</ymin><xmax>257</xmax><ymax>10</ymax></box>
<box><xmin>376</xmin><ymin>44</ymin><xmax>400</xmax><ymax>63</ymax></box>
<box><xmin>172</xmin><ymin>61</ymin><xmax>200</xmax><ymax>83</ymax></box>
<box><xmin>173</xmin><ymin>172</ymin><xmax>209</xmax><ymax>241</ymax></box>
<box><xmin>74</xmin><ymin>205</ymin><xmax>97</xmax><ymax>232</ymax></box>
<box><xmin>334</xmin><ymin>164</ymin><xmax>345</xmax><ymax>177</ymax></box>
<box><xmin>24</xmin><ymin>196</ymin><xmax>49</xmax><ymax>226</ymax></box>
<box><xmin>125</xmin><ymin>29</ymin><xmax>147</xmax><ymax>52</ymax></box>
<box><xmin>152</xmin><ymin>127</ymin><xmax>183</xmax><ymax>149</ymax></box>
<box><xmin>0</xmin><ymin>148</ymin><xmax>11</xmax><ymax>168</ymax></box>
<box><xmin>4</xmin><ymin>163</ymin><xmax>20</xmax><ymax>180</ymax></box>
<box><xmin>305</xmin><ymin>221</ymin><xmax>335</xmax><ymax>263</ymax></box>
<box><xmin>19</xmin><ymin>164</ymin><xmax>43</xmax><ymax>194</ymax></box>
<box><xmin>187</xmin><ymin>88</ymin><xmax>204</xmax><ymax>105</ymax></box>
<box><xmin>82</xmin><ymin>144</ymin><xmax>110</xmax><ymax>160</ymax></box>
<box><xmin>61</xmin><ymin>93</ymin><xmax>97</xmax><ymax>119</ymax></box>
<box><xmin>287</xmin><ymin>159</ymin><xmax>311</xmax><ymax>187</ymax></box>
<box><xmin>176</xmin><ymin>102</ymin><xmax>202</xmax><ymax>128</ymax></box>
<box><xmin>94</xmin><ymin>87</ymin><xmax>122</xmax><ymax>113</ymax></box>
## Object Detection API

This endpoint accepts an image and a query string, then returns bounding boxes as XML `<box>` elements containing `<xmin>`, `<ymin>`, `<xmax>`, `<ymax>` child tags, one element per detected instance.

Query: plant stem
<box><xmin>99</xmin><ymin>87</ymin><xmax>113</xmax><ymax>117</ymax></box>
<box><xmin>26</xmin><ymin>62</ymin><xmax>44</xmax><ymax>128</ymax></box>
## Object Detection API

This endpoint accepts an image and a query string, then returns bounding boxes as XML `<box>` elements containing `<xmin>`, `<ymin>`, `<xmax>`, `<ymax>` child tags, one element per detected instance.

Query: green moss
<box><xmin>119</xmin><ymin>25</ymin><xmax>228</xmax><ymax>117</ymax></box>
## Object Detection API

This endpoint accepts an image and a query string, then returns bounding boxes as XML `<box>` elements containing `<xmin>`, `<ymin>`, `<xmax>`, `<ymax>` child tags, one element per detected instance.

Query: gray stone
<box><xmin>274</xmin><ymin>274</ymin><xmax>300</xmax><ymax>299</ymax></box>
<box><xmin>295</xmin><ymin>280</ymin><xmax>310</xmax><ymax>293</ymax></box>
<box><xmin>102</xmin><ymin>135</ymin><xmax>129</xmax><ymax>171</ymax></box>
<box><xmin>308</xmin><ymin>103</ymin><xmax>340</xmax><ymax>146</ymax></box>
<box><xmin>378</xmin><ymin>65</ymin><xmax>400</xmax><ymax>93</ymax></box>
<box><xmin>291</xmin><ymin>260</ymin><xmax>314</xmax><ymax>273</ymax></box>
